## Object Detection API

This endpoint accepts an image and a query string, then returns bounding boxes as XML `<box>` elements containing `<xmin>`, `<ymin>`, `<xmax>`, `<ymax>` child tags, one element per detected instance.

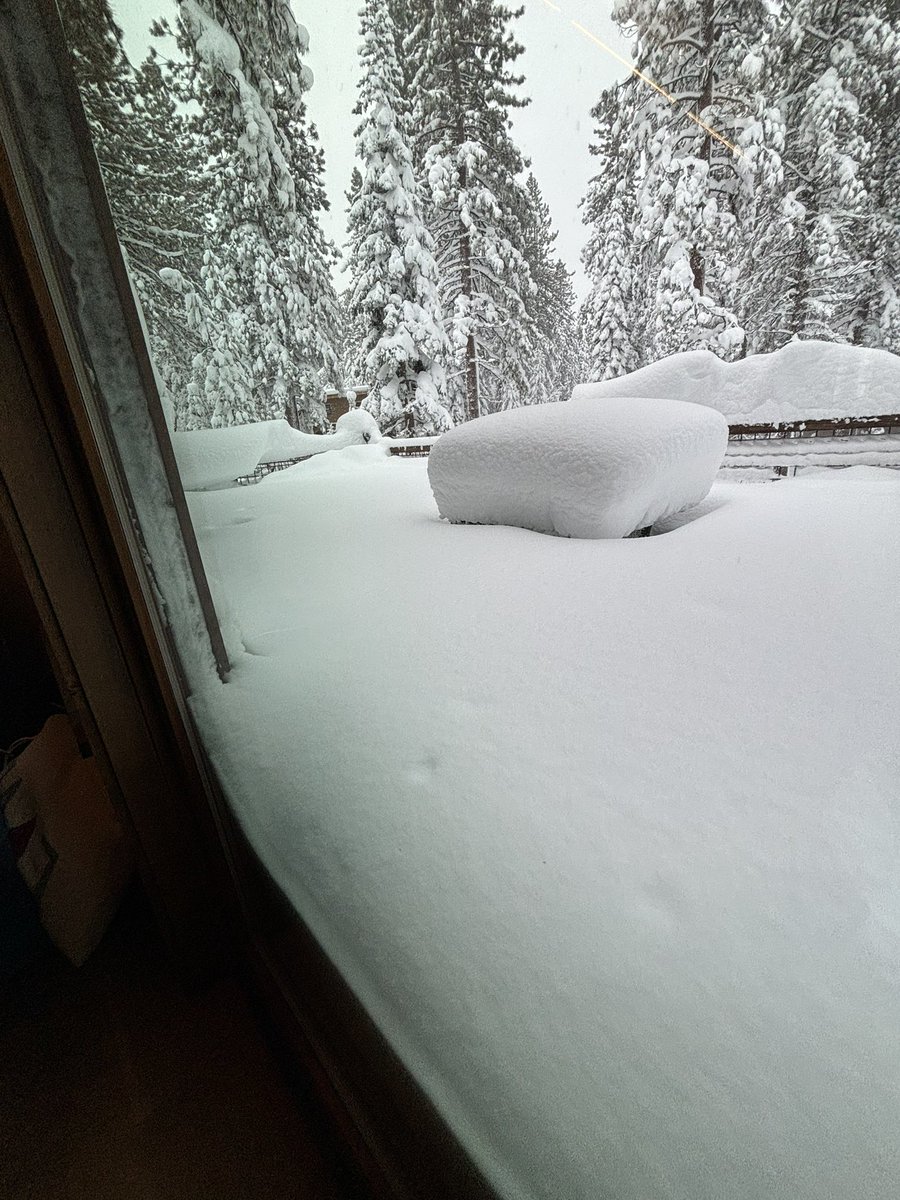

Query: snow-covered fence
<box><xmin>235</xmin><ymin>456</ymin><xmax>312</xmax><ymax>486</ymax></box>
<box><xmin>724</xmin><ymin>415</ymin><xmax>900</xmax><ymax>472</ymax></box>
<box><xmin>173</xmin><ymin>410</ymin><xmax>383</xmax><ymax>490</ymax></box>
<box><xmin>388</xmin><ymin>437</ymin><xmax>438</xmax><ymax>458</ymax></box>
<box><xmin>571</xmin><ymin>343</ymin><xmax>900</xmax><ymax>473</ymax></box>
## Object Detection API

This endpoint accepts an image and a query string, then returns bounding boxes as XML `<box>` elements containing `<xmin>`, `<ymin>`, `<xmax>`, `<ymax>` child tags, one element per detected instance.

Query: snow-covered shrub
<box><xmin>428</xmin><ymin>399</ymin><xmax>727</xmax><ymax>539</ymax></box>
<box><xmin>334</xmin><ymin>408</ymin><xmax>382</xmax><ymax>445</ymax></box>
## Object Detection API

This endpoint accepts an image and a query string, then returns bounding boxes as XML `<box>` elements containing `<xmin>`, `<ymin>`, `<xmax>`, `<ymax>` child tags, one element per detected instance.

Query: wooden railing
<box><xmin>236</xmin><ymin>455</ymin><xmax>312</xmax><ymax>486</ymax></box>
<box><xmin>728</xmin><ymin>414</ymin><xmax>900</xmax><ymax>440</ymax></box>
<box><xmin>387</xmin><ymin>438</ymin><xmax>438</xmax><ymax>457</ymax></box>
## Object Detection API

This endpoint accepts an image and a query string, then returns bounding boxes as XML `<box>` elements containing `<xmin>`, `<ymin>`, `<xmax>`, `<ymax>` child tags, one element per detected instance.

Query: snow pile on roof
<box><xmin>571</xmin><ymin>340</ymin><xmax>900</xmax><ymax>424</ymax></box>
<box><xmin>173</xmin><ymin>412</ymin><xmax>382</xmax><ymax>491</ymax></box>
<box><xmin>427</xmin><ymin>399</ymin><xmax>728</xmax><ymax>538</ymax></box>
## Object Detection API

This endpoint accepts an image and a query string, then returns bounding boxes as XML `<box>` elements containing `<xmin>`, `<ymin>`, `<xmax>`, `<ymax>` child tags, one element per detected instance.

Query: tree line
<box><xmin>61</xmin><ymin>0</ymin><xmax>582</xmax><ymax>435</ymax></box>
<box><xmin>61</xmin><ymin>0</ymin><xmax>898</xmax><ymax>433</ymax></box>
<box><xmin>580</xmin><ymin>0</ymin><xmax>900</xmax><ymax>381</ymax></box>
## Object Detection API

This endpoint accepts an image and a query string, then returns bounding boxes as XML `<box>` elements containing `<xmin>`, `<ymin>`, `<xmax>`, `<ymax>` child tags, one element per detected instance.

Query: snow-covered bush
<box><xmin>334</xmin><ymin>408</ymin><xmax>382</xmax><ymax>445</ymax></box>
<box><xmin>428</xmin><ymin>399</ymin><xmax>727</xmax><ymax>539</ymax></box>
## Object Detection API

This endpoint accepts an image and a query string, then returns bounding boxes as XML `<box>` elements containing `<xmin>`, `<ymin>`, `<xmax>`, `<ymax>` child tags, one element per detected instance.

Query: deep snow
<box><xmin>188</xmin><ymin>450</ymin><xmax>900</xmax><ymax>1200</ymax></box>
<box><xmin>428</xmin><ymin>399</ymin><xmax>727</xmax><ymax>538</ymax></box>
<box><xmin>172</xmin><ymin>409</ymin><xmax>382</xmax><ymax>490</ymax></box>
<box><xmin>571</xmin><ymin>340</ymin><xmax>900</xmax><ymax>424</ymax></box>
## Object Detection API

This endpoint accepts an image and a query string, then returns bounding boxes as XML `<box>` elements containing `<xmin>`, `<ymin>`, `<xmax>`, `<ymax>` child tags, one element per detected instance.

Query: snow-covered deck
<box><xmin>189</xmin><ymin>450</ymin><xmax>900</xmax><ymax>1200</ymax></box>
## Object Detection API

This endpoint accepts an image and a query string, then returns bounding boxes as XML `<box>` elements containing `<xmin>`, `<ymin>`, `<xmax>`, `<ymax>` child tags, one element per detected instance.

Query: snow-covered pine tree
<box><xmin>852</xmin><ymin>8</ymin><xmax>900</xmax><ymax>353</ymax></box>
<box><xmin>580</xmin><ymin>82</ymin><xmax>644</xmax><ymax>380</ymax></box>
<box><xmin>519</xmin><ymin>175</ymin><xmax>583</xmax><ymax>403</ymax></box>
<box><xmin>773</xmin><ymin>1</ymin><xmax>899</xmax><ymax>348</ymax></box>
<box><xmin>340</xmin><ymin>167</ymin><xmax>369</xmax><ymax>387</ymax></box>
<box><xmin>175</xmin><ymin>0</ymin><xmax>342</xmax><ymax>429</ymax></box>
<box><xmin>59</xmin><ymin>0</ymin><xmax>207</xmax><ymax>409</ymax></box>
<box><xmin>346</xmin><ymin>0</ymin><xmax>451</xmax><ymax>437</ymax></box>
<box><xmin>855</xmin><ymin>9</ymin><xmax>900</xmax><ymax>352</ymax></box>
<box><xmin>408</xmin><ymin>0</ymin><xmax>538</xmax><ymax>421</ymax></box>
<box><xmin>610</xmin><ymin>0</ymin><xmax>783</xmax><ymax>361</ymax></box>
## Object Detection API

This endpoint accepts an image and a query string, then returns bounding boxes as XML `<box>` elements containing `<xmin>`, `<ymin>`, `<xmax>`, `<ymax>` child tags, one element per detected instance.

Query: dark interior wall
<box><xmin>0</xmin><ymin>514</ymin><xmax>61</xmax><ymax>750</ymax></box>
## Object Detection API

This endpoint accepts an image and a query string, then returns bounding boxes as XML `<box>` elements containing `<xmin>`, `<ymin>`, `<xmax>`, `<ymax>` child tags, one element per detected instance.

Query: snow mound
<box><xmin>333</xmin><ymin>407</ymin><xmax>381</xmax><ymax>444</ymax></box>
<box><xmin>571</xmin><ymin>341</ymin><xmax>900</xmax><ymax>424</ymax></box>
<box><xmin>172</xmin><ymin>423</ymin><xmax>271</xmax><ymax>491</ymax></box>
<box><xmin>173</xmin><ymin>414</ymin><xmax>383</xmax><ymax>490</ymax></box>
<box><xmin>427</xmin><ymin>399</ymin><xmax>728</xmax><ymax>539</ymax></box>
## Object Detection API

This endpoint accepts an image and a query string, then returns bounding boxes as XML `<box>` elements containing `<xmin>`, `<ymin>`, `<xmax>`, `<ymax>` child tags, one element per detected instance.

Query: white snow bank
<box><xmin>172</xmin><ymin>423</ymin><xmax>271</xmax><ymax>491</ymax></box>
<box><xmin>799</xmin><ymin>465</ymin><xmax>900</xmax><ymax>481</ymax></box>
<box><xmin>427</xmin><ymin>399</ymin><xmax>728</xmax><ymax>538</ymax></box>
<box><xmin>571</xmin><ymin>340</ymin><xmax>900</xmax><ymax>424</ymax></box>
<box><xmin>187</xmin><ymin>461</ymin><xmax>900</xmax><ymax>1200</ymax></box>
<box><xmin>173</xmin><ymin>411</ymin><xmax>383</xmax><ymax>490</ymax></box>
<box><xmin>259</xmin><ymin>442</ymin><xmax>391</xmax><ymax>482</ymax></box>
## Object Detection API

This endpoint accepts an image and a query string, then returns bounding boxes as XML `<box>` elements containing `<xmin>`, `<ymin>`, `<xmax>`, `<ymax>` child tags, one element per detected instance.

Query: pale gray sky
<box><xmin>114</xmin><ymin>1</ymin><xmax>631</xmax><ymax>300</ymax></box>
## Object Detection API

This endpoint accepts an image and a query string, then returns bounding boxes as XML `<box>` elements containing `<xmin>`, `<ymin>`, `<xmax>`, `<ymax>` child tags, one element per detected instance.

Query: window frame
<box><xmin>0</xmin><ymin>4</ymin><xmax>497</xmax><ymax>1195</ymax></box>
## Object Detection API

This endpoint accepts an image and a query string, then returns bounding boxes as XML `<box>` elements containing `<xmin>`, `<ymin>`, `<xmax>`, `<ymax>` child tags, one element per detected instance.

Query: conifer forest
<box><xmin>61</xmin><ymin>0</ymin><xmax>900</xmax><ymax>434</ymax></box>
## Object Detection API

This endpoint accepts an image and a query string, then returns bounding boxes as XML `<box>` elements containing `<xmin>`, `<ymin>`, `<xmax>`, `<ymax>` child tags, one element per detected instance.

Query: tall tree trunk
<box><xmin>690</xmin><ymin>0</ymin><xmax>715</xmax><ymax>295</ymax></box>
<box><xmin>452</xmin><ymin>38</ymin><xmax>479</xmax><ymax>422</ymax></box>
<box><xmin>460</xmin><ymin>205</ymin><xmax>480</xmax><ymax>421</ymax></box>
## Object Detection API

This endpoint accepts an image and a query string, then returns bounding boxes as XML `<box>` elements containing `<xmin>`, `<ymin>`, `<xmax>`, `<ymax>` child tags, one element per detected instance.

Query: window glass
<box><xmin>47</xmin><ymin>5</ymin><xmax>900</xmax><ymax>1200</ymax></box>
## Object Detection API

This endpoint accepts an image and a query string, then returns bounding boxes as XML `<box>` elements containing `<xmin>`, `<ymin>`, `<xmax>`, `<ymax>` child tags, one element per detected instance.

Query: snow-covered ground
<box><xmin>189</xmin><ymin>450</ymin><xmax>900</xmax><ymax>1200</ymax></box>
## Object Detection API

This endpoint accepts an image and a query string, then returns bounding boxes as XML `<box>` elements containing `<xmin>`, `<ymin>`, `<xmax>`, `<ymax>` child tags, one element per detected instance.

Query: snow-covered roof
<box><xmin>571</xmin><ymin>341</ymin><xmax>900</xmax><ymax>425</ymax></box>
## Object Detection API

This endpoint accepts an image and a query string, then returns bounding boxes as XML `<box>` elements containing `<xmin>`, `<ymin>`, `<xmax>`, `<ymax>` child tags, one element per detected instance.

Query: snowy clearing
<box><xmin>427</xmin><ymin>399</ymin><xmax>727</xmax><ymax>538</ymax></box>
<box><xmin>189</xmin><ymin>451</ymin><xmax>900</xmax><ymax>1200</ymax></box>
<box><xmin>571</xmin><ymin>340</ymin><xmax>900</xmax><ymax>424</ymax></box>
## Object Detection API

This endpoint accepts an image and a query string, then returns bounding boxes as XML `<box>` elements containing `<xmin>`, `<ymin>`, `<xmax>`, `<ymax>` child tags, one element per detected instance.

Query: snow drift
<box><xmin>188</xmin><ymin>457</ymin><xmax>900</xmax><ymax>1200</ymax></box>
<box><xmin>427</xmin><ymin>399</ymin><xmax>728</xmax><ymax>538</ymax></box>
<box><xmin>570</xmin><ymin>340</ymin><xmax>900</xmax><ymax>424</ymax></box>
<box><xmin>172</xmin><ymin>409</ymin><xmax>382</xmax><ymax>491</ymax></box>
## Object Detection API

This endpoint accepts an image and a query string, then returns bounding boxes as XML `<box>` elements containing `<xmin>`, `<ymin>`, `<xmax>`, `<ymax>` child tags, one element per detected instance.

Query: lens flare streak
<box><xmin>538</xmin><ymin>0</ymin><xmax>743</xmax><ymax>158</ymax></box>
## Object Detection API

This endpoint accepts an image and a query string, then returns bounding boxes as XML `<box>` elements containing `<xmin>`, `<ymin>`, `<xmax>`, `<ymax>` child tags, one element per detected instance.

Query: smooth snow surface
<box><xmin>725</xmin><ymin>434</ymin><xmax>900</xmax><ymax>470</ymax></box>
<box><xmin>571</xmin><ymin>340</ymin><xmax>900</xmax><ymax>424</ymax></box>
<box><xmin>428</xmin><ymin>399</ymin><xmax>727</xmax><ymax>537</ymax></box>
<box><xmin>173</xmin><ymin>423</ymin><xmax>271</xmax><ymax>490</ymax></box>
<box><xmin>189</xmin><ymin>456</ymin><xmax>900</xmax><ymax>1200</ymax></box>
<box><xmin>172</xmin><ymin>411</ymin><xmax>382</xmax><ymax>490</ymax></box>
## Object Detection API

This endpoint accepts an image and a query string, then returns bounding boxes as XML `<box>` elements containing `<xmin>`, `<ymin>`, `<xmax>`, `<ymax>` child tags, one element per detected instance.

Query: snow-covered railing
<box><xmin>728</xmin><ymin>414</ymin><xmax>900</xmax><ymax>440</ymax></box>
<box><xmin>388</xmin><ymin>437</ymin><xmax>438</xmax><ymax>457</ymax></box>
<box><xmin>235</xmin><ymin>455</ymin><xmax>313</xmax><ymax>486</ymax></box>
